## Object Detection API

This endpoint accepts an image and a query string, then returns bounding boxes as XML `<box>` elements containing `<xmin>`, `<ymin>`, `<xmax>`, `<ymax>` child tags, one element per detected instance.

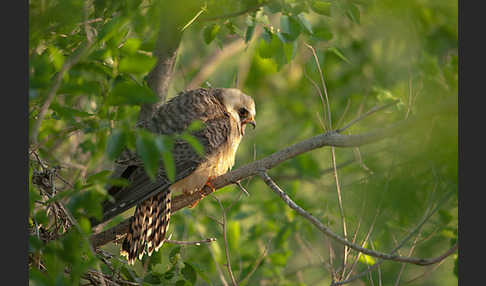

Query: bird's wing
<box><xmin>97</xmin><ymin>88</ymin><xmax>231</xmax><ymax>224</ymax></box>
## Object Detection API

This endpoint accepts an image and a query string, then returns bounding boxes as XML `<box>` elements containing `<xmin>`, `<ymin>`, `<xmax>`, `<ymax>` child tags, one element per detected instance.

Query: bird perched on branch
<box><xmin>93</xmin><ymin>88</ymin><xmax>256</xmax><ymax>265</ymax></box>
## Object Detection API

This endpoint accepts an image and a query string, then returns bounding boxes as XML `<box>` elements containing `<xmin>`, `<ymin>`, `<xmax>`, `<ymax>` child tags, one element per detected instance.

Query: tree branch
<box><xmin>90</xmin><ymin>100</ymin><xmax>454</xmax><ymax>248</ymax></box>
<box><xmin>165</xmin><ymin>238</ymin><xmax>216</xmax><ymax>245</ymax></box>
<box><xmin>257</xmin><ymin>171</ymin><xmax>456</xmax><ymax>267</ymax></box>
<box><xmin>331</xmin><ymin>191</ymin><xmax>457</xmax><ymax>285</ymax></box>
<box><xmin>139</xmin><ymin>7</ymin><xmax>185</xmax><ymax>122</ymax></box>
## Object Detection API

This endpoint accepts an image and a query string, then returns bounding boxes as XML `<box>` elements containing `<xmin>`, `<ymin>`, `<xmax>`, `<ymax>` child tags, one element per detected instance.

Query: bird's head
<box><xmin>219</xmin><ymin>88</ymin><xmax>256</xmax><ymax>136</ymax></box>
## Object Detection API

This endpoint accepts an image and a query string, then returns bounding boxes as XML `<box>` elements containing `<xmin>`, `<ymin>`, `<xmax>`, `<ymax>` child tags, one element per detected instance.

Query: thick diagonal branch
<box><xmin>138</xmin><ymin>8</ymin><xmax>185</xmax><ymax>121</ymax></box>
<box><xmin>90</xmin><ymin>101</ymin><xmax>454</xmax><ymax>248</ymax></box>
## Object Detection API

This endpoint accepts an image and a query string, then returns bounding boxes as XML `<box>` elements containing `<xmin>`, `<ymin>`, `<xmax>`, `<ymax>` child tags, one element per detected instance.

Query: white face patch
<box><xmin>221</xmin><ymin>89</ymin><xmax>256</xmax><ymax>126</ymax></box>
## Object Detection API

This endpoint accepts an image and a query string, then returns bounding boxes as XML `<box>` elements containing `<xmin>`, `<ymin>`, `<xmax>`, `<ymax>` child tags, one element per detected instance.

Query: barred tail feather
<box><xmin>120</xmin><ymin>190</ymin><xmax>172</xmax><ymax>265</ymax></box>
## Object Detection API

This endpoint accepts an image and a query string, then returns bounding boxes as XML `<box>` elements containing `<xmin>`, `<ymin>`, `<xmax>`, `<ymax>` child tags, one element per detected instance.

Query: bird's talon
<box><xmin>204</xmin><ymin>177</ymin><xmax>216</xmax><ymax>192</ymax></box>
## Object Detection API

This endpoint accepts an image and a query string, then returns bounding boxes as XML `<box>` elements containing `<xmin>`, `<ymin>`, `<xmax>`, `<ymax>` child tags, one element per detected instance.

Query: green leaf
<box><xmin>87</xmin><ymin>170</ymin><xmax>112</xmax><ymax>184</ymax></box>
<box><xmin>66</xmin><ymin>189</ymin><xmax>104</xmax><ymax>220</ymax></box>
<box><xmin>203</xmin><ymin>24</ymin><xmax>220</xmax><ymax>44</ymax></box>
<box><xmin>228</xmin><ymin>221</ymin><xmax>241</xmax><ymax>250</ymax></box>
<box><xmin>438</xmin><ymin>209</ymin><xmax>453</xmax><ymax>225</ymax></box>
<box><xmin>346</xmin><ymin>4</ymin><xmax>361</xmax><ymax>24</ymax></box>
<box><xmin>155</xmin><ymin>136</ymin><xmax>176</xmax><ymax>182</ymax></box>
<box><xmin>245</xmin><ymin>24</ymin><xmax>255</xmax><ymax>43</ymax></box>
<box><xmin>187</xmin><ymin>120</ymin><xmax>204</xmax><ymax>132</ymax></box>
<box><xmin>258</xmin><ymin>31</ymin><xmax>292</xmax><ymax>70</ymax></box>
<box><xmin>108</xmin><ymin>81</ymin><xmax>158</xmax><ymax>106</ymax></box>
<box><xmin>258</xmin><ymin>38</ymin><xmax>274</xmax><ymax>59</ymax></box>
<box><xmin>78</xmin><ymin>217</ymin><xmax>92</xmax><ymax>235</ymax></box>
<box><xmin>144</xmin><ymin>273</ymin><xmax>161</xmax><ymax>284</ymax></box>
<box><xmin>182</xmin><ymin>262</ymin><xmax>197</xmax><ymax>285</ymax></box>
<box><xmin>263</xmin><ymin>26</ymin><xmax>274</xmax><ymax>42</ymax></box>
<box><xmin>269</xmin><ymin>250</ymin><xmax>291</xmax><ymax>266</ymax></box>
<box><xmin>119</xmin><ymin>53</ymin><xmax>156</xmax><ymax>74</ymax></box>
<box><xmin>224</xmin><ymin>21</ymin><xmax>243</xmax><ymax>37</ymax></box>
<box><xmin>97</xmin><ymin>16</ymin><xmax>129</xmax><ymax>43</ymax></box>
<box><xmin>297</xmin><ymin>14</ymin><xmax>313</xmax><ymax>34</ymax></box>
<box><xmin>180</xmin><ymin>134</ymin><xmax>204</xmax><ymax>156</ymax></box>
<box><xmin>312</xmin><ymin>25</ymin><xmax>333</xmax><ymax>41</ymax></box>
<box><xmin>328</xmin><ymin>47</ymin><xmax>351</xmax><ymax>64</ymax></box>
<box><xmin>280</xmin><ymin>15</ymin><xmax>301</xmax><ymax>42</ymax></box>
<box><xmin>283</xmin><ymin>41</ymin><xmax>297</xmax><ymax>63</ymax></box>
<box><xmin>169</xmin><ymin>246</ymin><xmax>182</xmax><ymax>265</ymax></box>
<box><xmin>453</xmin><ymin>255</ymin><xmax>458</xmax><ymax>277</ymax></box>
<box><xmin>274</xmin><ymin>225</ymin><xmax>292</xmax><ymax>248</ymax></box>
<box><xmin>106</xmin><ymin>129</ymin><xmax>127</xmax><ymax>160</ymax></box>
<box><xmin>358</xmin><ymin>253</ymin><xmax>376</xmax><ymax>265</ymax></box>
<box><xmin>265</xmin><ymin>1</ymin><xmax>282</xmax><ymax>13</ymax></box>
<box><xmin>190</xmin><ymin>263</ymin><xmax>213</xmax><ymax>285</ymax></box>
<box><xmin>175</xmin><ymin>280</ymin><xmax>191</xmax><ymax>286</ymax></box>
<box><xmin>290</xmin><ymin>2</ymin><xmax>309</xmax><ymax>14</ymax></box>
<box><xmin>50</xmin><ymin>103</ymin><xmax>93</xmax><ymax>119</ymax></box>
<box><xmin>120</xmin><ymin>38</ymin><xmax>142</xmax><ymax>55</ymax></box>
<box><xmin>48</xmin><ymin>45</ymin><xmax>65</xmax><ymax>71</ymax></box>
<box><xmin>310</xmin><ymin>0</ymin><xmax>332</xmax><ymax>16</ymax></box>
<box><xmin>162</xmin><ymin>151</ymin><xmax>175</xmax><ymax>183</ymax></box>
<box><xmin>136</xmin><ymin>131</ymin><xmax>160</xmax><ymax>181</ymax></box>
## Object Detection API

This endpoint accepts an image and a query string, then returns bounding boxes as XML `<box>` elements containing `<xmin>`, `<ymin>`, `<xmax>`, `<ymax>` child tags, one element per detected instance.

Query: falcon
<box><xmin>93</xmin><ymin>88</ymin><xmax>256</xmax><ymax>264</ymax></box>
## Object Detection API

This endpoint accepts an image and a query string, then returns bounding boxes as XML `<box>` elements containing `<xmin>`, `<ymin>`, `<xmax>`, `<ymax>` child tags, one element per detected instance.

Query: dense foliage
<box><xmin>29</xmin><ymin>0</ymin><xmax>457</xmax><ymax>285</ymax></box>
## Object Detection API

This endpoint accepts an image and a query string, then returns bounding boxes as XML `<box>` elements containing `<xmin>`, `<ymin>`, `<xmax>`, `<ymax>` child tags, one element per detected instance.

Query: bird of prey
<box><xmin>94</xmin><ymin>88</ymin><xmax>256</xmax><ymax>264</ymax></box>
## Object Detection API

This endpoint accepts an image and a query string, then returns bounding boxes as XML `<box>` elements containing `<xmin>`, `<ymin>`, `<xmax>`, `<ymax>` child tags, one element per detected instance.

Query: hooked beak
<box><xmin>241</xmin><ymin>117</ymin><xmax>256</xmax><ymax>135</ymax></box>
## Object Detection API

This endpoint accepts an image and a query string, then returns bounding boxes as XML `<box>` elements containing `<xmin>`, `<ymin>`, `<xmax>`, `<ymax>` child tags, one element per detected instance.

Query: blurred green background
<box><xmin>29</xmin><ymin>0</ymin><xmax>457</xmax><ymax>285</ymax></box>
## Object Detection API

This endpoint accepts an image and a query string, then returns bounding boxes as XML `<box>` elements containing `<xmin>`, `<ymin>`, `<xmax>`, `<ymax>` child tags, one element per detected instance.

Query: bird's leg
<box><xmin>204</xmin><ymin>177</ymin><xmax>216</xmax><ymax>191</ymax></box>
<box><xmin>188</xmin><ymin>177</ymin><xmax>216</xmax><ymax>208</ymax></box>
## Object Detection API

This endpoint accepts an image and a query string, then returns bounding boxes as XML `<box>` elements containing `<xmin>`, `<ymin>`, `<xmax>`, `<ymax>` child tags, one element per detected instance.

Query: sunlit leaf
<box><xmin>108</xmin><ymin>81</ymin><xmax>158</xmax><ymax>106</ymax></box>
<box><xmin>203</xmin><ymin>24</ymin><xmax>220</xmax><ymax>44</ymax></box>
<box><xmin>310</xmin><ymin>0</ymin><xmax>332</xmax><ymax>16</ymax></box>
<box><xmin>119</xmin><ymin>53</ymin><xmax>156</xmax><ymax>74</ymax></box>
<box><xmin>120</xmin><ymin>38</ymin><xmax>142</xmax><ymax>55</ymax></box>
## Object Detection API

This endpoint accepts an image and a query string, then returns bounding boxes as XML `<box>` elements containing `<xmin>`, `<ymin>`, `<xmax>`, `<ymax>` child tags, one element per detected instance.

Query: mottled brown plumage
<box><xmin>95</xmin><ymin>88</ymin><xmax>256</xmax><ymax>265</ymax></box>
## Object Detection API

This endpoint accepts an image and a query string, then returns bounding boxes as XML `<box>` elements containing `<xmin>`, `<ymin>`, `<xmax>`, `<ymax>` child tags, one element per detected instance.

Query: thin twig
<box><xmin>306</xmin><ymin>42</ymin><xmax>349</xmax><ymax>278</ymax></box>
<box><xmin>404</xmin><ymin>259</ymin><xmax>448</xmax><ymax>284</ymax></box>
<box><xmin>393</xmin><ymin>231</ymin><xmax>422</xmax><ymax>286</ymax></box>
<box><xmin>336</xmin><ymin>100</ymin><xmax>399</xmax><ymax>133</ymax></box>
<box><xmin>235</xmin><ymin>181</ymin><xmax>250</xmax><ymax>197</ymax></box>
<box><xmin>343</xmin><ymin>205</ymin><xmax>380</xmax><ymax>281</ymax></box>
<box><xmin>258</xmin><ymin>171</ymin><xmax>456</xmax><ymax>267</ymax></box>
<box><xmin>370</xmin><ymin>241</ymin><xmax>382</xmax><ymax>286</ymax></box>
<box><xmin>331</xmin><ymin>192</ymin><xmax>457</xmax><ymax>285</ymax></box>
<box><xmin>305</xmin><ymin>43</ymin><xmax>333</xmax><ymax>129</ymax></box>
<box><xmin>196</xmin><ymin>228</ymin><xmax>229</xmax><ymax>286</ymax></box>
<box><xmin>165</xmin><ymin>238</ymin><xmax>216</xmax><ymax>245</ymax></box>
<box><xmin>181</xmin><ymin>5</ymin><xmax>207</xmax><ymax>31</ymax></box>
<box><xmin>336</xmin><ymin>98</ymin><xmax>352</xmax><ymax>129</ymax></box>
<box><xmin>214</xmin><ymin>196</ymin><xmax>238</xmax><ymax>286</ymax></box>
<box><xmin>239</xmin><ymin>238</ymin><xmax>272</xmax><ymax>285</ymax></box>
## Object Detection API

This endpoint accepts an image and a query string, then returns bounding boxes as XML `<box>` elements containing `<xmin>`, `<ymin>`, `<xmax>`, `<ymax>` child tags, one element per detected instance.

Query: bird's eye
<box><xmin>238</xmin><ymin>108</ymin><xmax>248</xmax><ymax>119</ymax></box>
